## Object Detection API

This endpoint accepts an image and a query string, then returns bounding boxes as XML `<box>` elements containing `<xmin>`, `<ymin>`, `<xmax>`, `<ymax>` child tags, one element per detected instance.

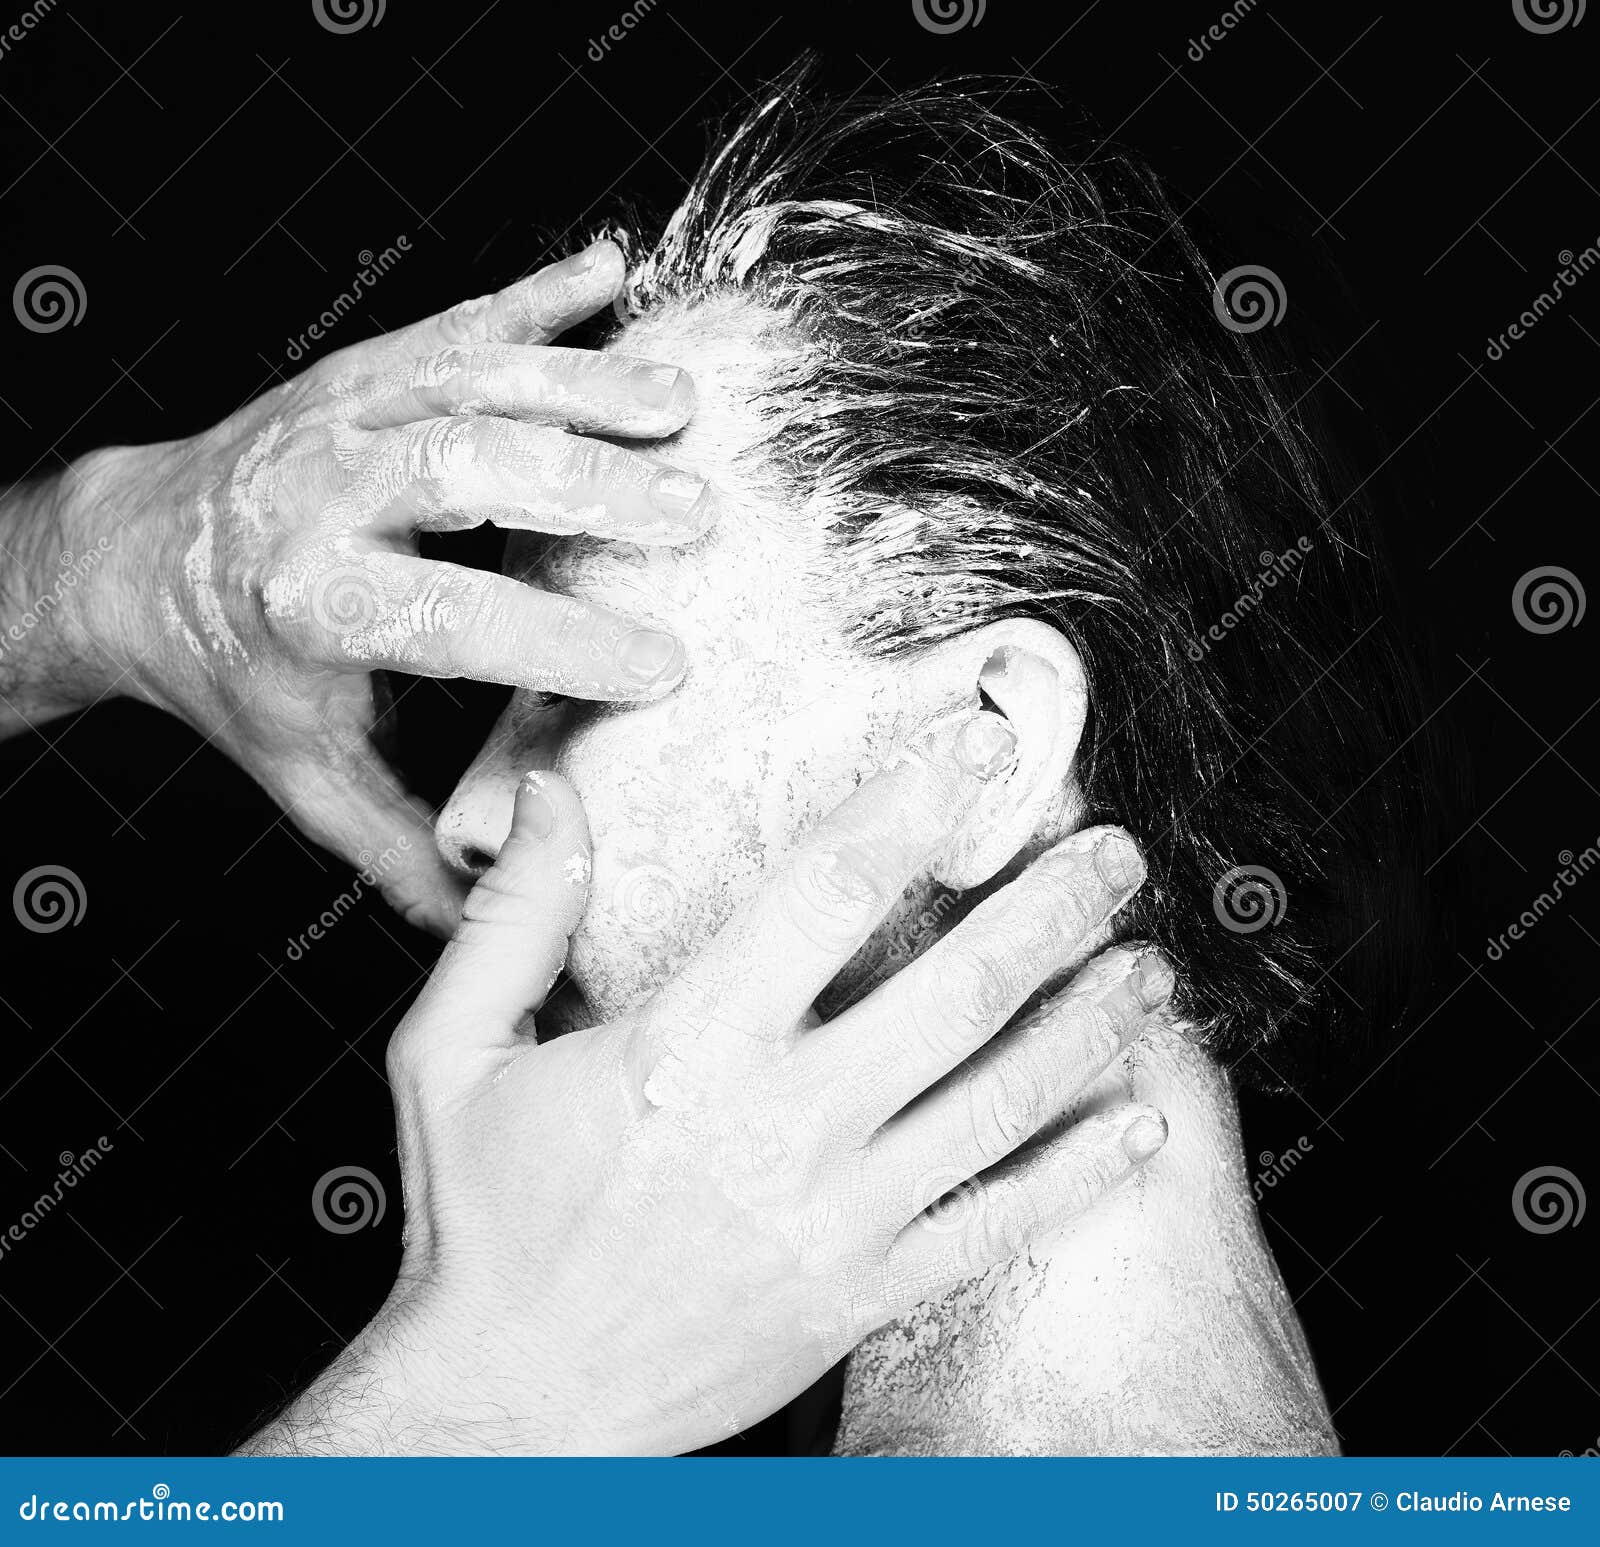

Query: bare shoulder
<box><xmin>834</xmin><ymin>1026</ymin><xmax>1339</xmax><ymax>1456</ymax></box>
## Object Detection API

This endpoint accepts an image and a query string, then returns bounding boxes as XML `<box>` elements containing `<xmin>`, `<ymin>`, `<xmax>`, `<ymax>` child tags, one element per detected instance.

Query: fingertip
<box><xmin>571</xmin><ymin>237</ymin><xmax>626</xmax><ymax>292</ymax></box>
<box><xmin>659</xmin><ymin>366</ymin><xmax>696</xmax><ymax>426</ymax></box>
<box><xmin>510</xmin><ymin>769</ymin><xmax>592</xmax><ymax>856</ymax></box>
<box><xmin>1121</xmin><ymin>1108</ymin><xmax>1169</xmax><ymax>1164</ymax></box>
<box><xmin>611</xmin><ymin>626</ymin><xmax>687</xmax><ymax>697</ymax></box>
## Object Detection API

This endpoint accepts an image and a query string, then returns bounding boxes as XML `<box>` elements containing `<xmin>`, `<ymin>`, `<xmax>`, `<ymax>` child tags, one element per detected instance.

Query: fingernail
<box><xmin>1130</xmin><ymin>947</ymin><xmax>1175</xmax><ymax>1009</ymax></box>
<box><xmin>517</xmin><ymin>781</ymin><xmax>555</xmax><ymax>839</ymax></box>
<box><xmin>1122</xmin><ymin>1113</ymin><xmax>1168</xmax><ymax>1164</ymax></box>
<box><xmin>954</xmin><ymin>711</ymin><xmax>1018</xmax><ymax>780</ymax></box>
<box><xmin>570</xmin><ymin>241</ymin><xmax>604</xmax><ymax>274</ymax></box>
<box><xmin>649</xmin><ymin>467</ymin><xmax>710</xmax><ymax>525</ymax></box>
<box><xmin>617</xmin><ymin>626</ymin><xmax>684</xmax><ymax>687</ymax></box>
<box><xmin>634</xmin><ymin>364</ymin><xmax>696</xmax><ymax>419</ymax></box>
<box><xmin>1094</xmin><ymin>830</ymin><xmax>1145</xmax><ymax>896</ymax></box>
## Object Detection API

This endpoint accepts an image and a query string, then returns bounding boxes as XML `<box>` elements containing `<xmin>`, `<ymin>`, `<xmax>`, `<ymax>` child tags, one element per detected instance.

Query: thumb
<box><xmin>417</xmin><ymin>771</ymin><xmax>592</xmax><ymax>1044</ymax></box>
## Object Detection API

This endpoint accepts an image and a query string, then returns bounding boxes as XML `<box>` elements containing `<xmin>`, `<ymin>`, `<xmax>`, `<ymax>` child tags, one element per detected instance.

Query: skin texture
<box><xmin>25</xmin><ymin>242</ymin><xmax>714</xmax><ymax>936</ymax></box>
<box><xmin>245</xmin><ymin>725</ymin><xmax>1171</xmax><ymax>1456</ymax></box>
<box><xmin>439</xmin><ymin>293</ymin><xmax>1338</xmax><ymax>1454</ymax></box>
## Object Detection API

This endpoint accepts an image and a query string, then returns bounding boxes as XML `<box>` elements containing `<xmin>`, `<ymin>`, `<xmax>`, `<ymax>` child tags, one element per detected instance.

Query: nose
<box><xmin>437</xmin><ymin>696</ymin><xmax>567</xmax><ymax>882</ymax></box>
<box><xmin>436</xmin><ymin>757</ymin><xmax>518</xmax><ymax>882</ymax></box>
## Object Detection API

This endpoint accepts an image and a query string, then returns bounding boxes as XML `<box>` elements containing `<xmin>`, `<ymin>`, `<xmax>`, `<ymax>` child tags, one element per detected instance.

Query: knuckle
<box><xmin>963</xmin><ymin>1193</ymin><xmax>1029</xmax><ymax>1273</ymax></box>
<box><xmin>779</xmin><ymin>841</ymin><xmax>892</xmax><ymax>950</ymax></box>
<box><xmin>556</xmin><ymin>433</ymin><xmax>614</xmax><ymax>489</ymax></box>
<box><xmin>418</xmin><ymin>345</ymin><xmax>479</xmax><ymax>409</ymax></box>
<box><xmin>1029</xmin><ymin>865</ymin><xmax>1102</xmax><ymax>943</ymax></box>
<box><xmin>965</xmin><ymin>1065</ymin><xmax>1045</xmax><ymax>1166</ymax></box>
<box><xmin>1060</xmin><ymin>1158</ymin><xmax>1112</xmax><ymax>1220</ymax></box>
<box><xmin>933</xmin><ymin>944</ymin><xmax>1014</xmax><ymax>1042</ymax></box>
<box><xmin>405</xmin><ymin>416</ymin><xmax>474</xmax><ymax>486</ymax></box>
<box><xmin>1065</xmin><ymin>995</ymin><xmax>1125</xmax><ymax>1070</ymax></box>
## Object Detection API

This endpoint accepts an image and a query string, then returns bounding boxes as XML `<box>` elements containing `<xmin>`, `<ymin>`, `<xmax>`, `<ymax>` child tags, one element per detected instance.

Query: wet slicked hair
<box><xmin>604</xmin><ymin>60</ymin><xmax>1431</xmax><ymax>1088</ymax></box>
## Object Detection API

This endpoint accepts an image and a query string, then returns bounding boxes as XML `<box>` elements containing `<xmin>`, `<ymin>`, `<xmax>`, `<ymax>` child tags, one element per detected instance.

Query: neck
<box><xmin>834</xmin><ymin>1021</ymin><xmax>1339</xmax><ymax>1455</ymax></box>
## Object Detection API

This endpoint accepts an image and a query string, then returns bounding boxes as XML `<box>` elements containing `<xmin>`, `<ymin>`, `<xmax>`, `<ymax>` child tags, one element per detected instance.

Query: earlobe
<box><xmin>924</xmin><ymin>618</ymin><xmax>1089</xmax><ymax>891</ymax></box>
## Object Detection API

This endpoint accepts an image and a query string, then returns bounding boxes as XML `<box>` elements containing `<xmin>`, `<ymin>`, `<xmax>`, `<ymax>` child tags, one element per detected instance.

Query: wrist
<box><xmin>54</xmin><ymin>443</ymin><xmax>169</xmax><ymax>707</ymax></box>
<box><xmin>0</xmin><ymin>453</ymin><xmax>124</xmax><ymax>733</ymax></box>
<box><xmin>238</xmin><ymin>1276</ymin><xmax>586</xmax><ymax>1456</ymax></box>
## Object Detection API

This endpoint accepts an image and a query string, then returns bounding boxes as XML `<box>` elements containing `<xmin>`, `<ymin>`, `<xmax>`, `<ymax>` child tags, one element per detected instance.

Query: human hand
<box><xmin>65</xmin><ymin>239</ymin><xmax>704</xmax><ymax>933</ymax></box>
<box><xmin>349</xmin><ymin>708</ymin><xmax>1169</xmax><ymax>1455</ymax></box>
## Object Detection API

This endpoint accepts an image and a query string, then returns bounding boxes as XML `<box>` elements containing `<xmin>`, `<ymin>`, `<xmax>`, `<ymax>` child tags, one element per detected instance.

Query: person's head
<box><xmin>439</xmin><ymin>63</ymin><xmax>1429</xmax><ymax>1087</ymax></box>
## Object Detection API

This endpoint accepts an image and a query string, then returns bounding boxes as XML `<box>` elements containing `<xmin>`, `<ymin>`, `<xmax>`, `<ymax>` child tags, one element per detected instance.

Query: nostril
<box><xmin>460</xmin><ymin>845</ymin><xmax>497</xmax><ymax>879</ymax></box>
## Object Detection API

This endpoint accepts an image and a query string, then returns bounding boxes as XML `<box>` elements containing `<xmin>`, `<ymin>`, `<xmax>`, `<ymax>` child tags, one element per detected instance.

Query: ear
<box><xmin>908</xmin><ymin>618</ymin><xmax>1089</xmax><ymax>891</ymax></box>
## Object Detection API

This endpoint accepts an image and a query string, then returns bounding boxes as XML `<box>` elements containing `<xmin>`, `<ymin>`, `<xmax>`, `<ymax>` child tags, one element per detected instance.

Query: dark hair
<box><xmin>608</xmin><ymin>60</ymin><xmax>1432</xmax><ymax>1089</ymax></box>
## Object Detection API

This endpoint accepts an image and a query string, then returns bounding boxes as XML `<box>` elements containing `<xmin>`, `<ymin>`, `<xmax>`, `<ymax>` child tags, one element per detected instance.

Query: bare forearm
<box><xmin>235</xmin><ymin>1299</ymin><xmax>573</xmax><ymax>1457</ymax></box>
<box><xmin>0</xmin><ymin>455</ymin><xmax>118</xmax><ymax>738</ymax></box>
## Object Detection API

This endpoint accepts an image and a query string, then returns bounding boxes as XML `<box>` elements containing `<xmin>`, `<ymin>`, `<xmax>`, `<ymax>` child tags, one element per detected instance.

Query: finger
<box><xmin>412</xmin><ymin>771</ymin><xmax>592</xmax><ymax>1043</ymax></box>
<box><xmin>804</xmin><ymin>826</ymin><xmax>1147</xmax><ymax>1134</ymax></box>
<box><xmin>358</xmin><ymin>416</ymin><xmax>713</xmax><ymax>545</ymax></box>
<box><xmin>272</xmin><ymin>748</ymin><xmax>468</xmax><ymax>940</ymax></box>
<box><xmin>867</xmin><ymin>945</ymin><xmax>1173</xmax><ymax>1182</ymax></box>
<box><xmin>353</xmin><ymin>344</ymin><xmax>696</xmax><ymax>439</ymax></box>
<box><xmin>373</xmin><ymin>240</ymin><xmax>628</xmax><ymax>362</ymax></box>
<box><xmin>288</xmin><ymin>550</ymin><xmax>687</xmax><ymax>700</ymax></box>
<box><xmin>878</xmin><ymin>1104</ymin><xmax>1168</xmax><ymax>1319</ymax></box>
<box><xmin>651</xmin><ymin>709</ymin><xmax>1022</xmax><ymax>1042</ymax></box>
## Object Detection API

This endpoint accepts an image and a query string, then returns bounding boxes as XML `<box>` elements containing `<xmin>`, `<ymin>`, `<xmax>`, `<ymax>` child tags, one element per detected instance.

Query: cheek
<box><xmin>554</xmin><ymin>679</ymin><xmax>894</xmax><ymax>1016</ymax></box>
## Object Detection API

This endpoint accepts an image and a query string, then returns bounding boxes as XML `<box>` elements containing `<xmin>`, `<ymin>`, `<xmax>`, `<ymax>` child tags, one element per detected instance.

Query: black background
<box><xmin>1</xmin><ymin>0</ymin><xmax>1596</xmax><ymax>1456</ymax></box>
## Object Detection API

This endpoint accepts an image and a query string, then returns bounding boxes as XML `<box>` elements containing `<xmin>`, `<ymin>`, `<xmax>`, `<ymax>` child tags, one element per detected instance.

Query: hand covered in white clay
<box><xmin>65</xmin><ymin>240</ymin><xmax>705</xmax><ymax>932</ymax></box>
<box><xmin>262</xmin><ymin>709</ymin><xmax>1171</xmax><ymax>1456</ymax></box>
